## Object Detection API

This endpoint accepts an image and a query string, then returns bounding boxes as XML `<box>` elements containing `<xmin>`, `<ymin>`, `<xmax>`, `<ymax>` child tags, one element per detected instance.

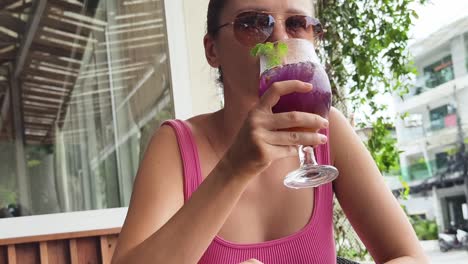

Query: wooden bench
<box><xmin>0</xmin><ymin>228</ymin><xmax>120</xmax><ymax>264</ymax></box>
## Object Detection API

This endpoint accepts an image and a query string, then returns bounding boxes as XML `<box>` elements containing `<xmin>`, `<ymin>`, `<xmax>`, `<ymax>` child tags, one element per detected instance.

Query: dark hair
<box><xmin>207</xmin><ymin>0</ymin><xmax>228</xmax><ymax>84</ymax></box>
<box><xmin>207</xmin><ymin>0</ymin><xmax>228</xmax><ymax>37</ymax></box>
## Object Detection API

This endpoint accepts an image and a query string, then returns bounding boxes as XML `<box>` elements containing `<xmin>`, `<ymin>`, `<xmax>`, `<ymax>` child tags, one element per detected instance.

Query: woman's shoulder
<box><xmin>328</xmin><ymin>107</ymin><xmax>357</xmax><ymax>164</ymax></box>
<box><xmin>328</xmin><ymin>107</ymin><xmax>351</xmax><ymax>139</ymax></box>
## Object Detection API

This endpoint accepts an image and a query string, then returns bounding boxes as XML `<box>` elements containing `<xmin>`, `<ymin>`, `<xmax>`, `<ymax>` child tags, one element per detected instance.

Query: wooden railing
<box><xmin>0</xmin><ymin>228</ymin><xmax>120</xmax><ymax>264</ymax></box>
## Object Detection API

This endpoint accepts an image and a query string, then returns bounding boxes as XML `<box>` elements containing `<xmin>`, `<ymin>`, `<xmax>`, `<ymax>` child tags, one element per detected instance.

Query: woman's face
<box><xmin>209</xmin><ymin>0</ymin><xmax>314</xmax><ymax>100</ymax></box>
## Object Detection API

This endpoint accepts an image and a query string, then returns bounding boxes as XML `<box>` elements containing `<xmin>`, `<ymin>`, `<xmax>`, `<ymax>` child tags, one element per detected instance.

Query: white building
<box><xmin>394</xmin><ymin>16</ymin><xmax>468</xmax><ymax>230</ymax></box>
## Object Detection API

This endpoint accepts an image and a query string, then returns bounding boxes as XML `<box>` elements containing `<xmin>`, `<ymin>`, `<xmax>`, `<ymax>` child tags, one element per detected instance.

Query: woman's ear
<box><xmin>204</xmin><ymin>34</ymin><xmax>220</xmax><ymax>68</ymax></box>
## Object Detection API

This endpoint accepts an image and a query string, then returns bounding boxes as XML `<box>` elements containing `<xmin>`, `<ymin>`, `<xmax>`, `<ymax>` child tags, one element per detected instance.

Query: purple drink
<box><xmin>259</xmin><ymin>61</ymin><xmax>332</xmax><ymax>119</ymax></box>
<box><xmin>255</xmin><ymin>39</ymin><xmax>338</xmax><ymax>189</ymax></box>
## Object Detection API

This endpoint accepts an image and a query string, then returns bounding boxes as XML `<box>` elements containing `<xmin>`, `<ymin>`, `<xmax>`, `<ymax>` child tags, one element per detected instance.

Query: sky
<box><xmin>409</xmin><ymin>0</ymin><xmax>468</xmax><ymax>42</ymax></box>
<box><xmin>357</xmin><ymin>0</ymin><xmax>468</xmax><ymax>124</ymax></box>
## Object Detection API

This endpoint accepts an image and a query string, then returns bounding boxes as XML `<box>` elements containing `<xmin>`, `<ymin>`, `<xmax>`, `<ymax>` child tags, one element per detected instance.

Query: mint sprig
<box><xmin>251</xmin><ymin>42</ymin><xmax>288</xmax><ymax>68</ymax></box>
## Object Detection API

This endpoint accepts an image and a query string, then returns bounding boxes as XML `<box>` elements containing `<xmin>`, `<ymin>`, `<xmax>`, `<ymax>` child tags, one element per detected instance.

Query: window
<box><xmin>429</xmin><ymin>104</ymin><xmax>456</xmax><ymax>131</ymax></box>
<box><xmin>0</xmin><ymin>0</ymin><xmax>174</xmax><ymax>217</ymax></box>
<box><xmin>423</xmin><ymin>55</ymin><xmax>455</xmax><ymax>88</ymax></box>
<box><xmin>435</xmin><ymin>152</ymin><xmax>449</xmax><ymax>171</ymax></box>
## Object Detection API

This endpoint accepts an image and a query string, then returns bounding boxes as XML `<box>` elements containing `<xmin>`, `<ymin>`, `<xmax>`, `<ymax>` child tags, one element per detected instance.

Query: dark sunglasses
<box><xmin>215</xmin><ymin>11</ymin><xmax>324</xmax><ymax>47</ymax></box>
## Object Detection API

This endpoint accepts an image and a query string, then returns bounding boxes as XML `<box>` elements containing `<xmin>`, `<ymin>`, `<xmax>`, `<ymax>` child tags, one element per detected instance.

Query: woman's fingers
<box><xmin>258</xmin><ymin>80</ymin><xmax>312</xmax><ymax>112</ymax></box>
<box><xmin>263</xmin><ymin>129</ymin><xmax>328</xmax><ymax>147</ymax></box>
<box><xmin>267</xmin><ymin>111</ymin><xmax>328</xmax><ymax>131</ymax></box>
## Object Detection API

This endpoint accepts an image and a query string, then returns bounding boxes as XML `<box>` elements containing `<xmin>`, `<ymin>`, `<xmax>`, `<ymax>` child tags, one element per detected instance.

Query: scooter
<box><xmin>438</xmin><ymin>228</ymin><xmax>468</xmax><ymax>252</ymax></box>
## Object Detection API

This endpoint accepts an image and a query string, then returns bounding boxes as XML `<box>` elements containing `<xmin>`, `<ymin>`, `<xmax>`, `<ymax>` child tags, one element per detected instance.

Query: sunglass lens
<box><xmin>234</xmin><ymin>12</ymin><xmax>274</xmax><ymax>46</ymax></box>
<box><xmin>286</xmin><ymin>16</ymin><xmax>313</xmax><ymax>39</ymax></box>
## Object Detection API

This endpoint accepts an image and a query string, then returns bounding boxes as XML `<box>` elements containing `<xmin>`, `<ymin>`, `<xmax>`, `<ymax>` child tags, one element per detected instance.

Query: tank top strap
<box><xmin>161</xmin><ymin>119</ymin><xmax>203</xmax><ymax>201</ymax></box>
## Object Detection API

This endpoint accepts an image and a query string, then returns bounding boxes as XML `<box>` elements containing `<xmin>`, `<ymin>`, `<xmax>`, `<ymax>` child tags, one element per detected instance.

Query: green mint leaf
<box><xmin>277</xmin><ymin>43</ymin><xmax>288</xmax><ymax>57</ymax></box>
<box><xmin>250</xmin><ymin>42</ymin><xmax>289</xmax><ymax>68</ymax></box>
<box><xmin>250</xmin><ymin>43</ymin><xmax>262</xmax><ymax>57</ymax></box>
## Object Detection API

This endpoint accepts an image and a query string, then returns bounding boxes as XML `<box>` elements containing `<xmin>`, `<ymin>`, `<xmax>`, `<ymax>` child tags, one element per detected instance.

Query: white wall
<box><xmin>183</xmin><ymin>0</ymin><xmax>222</xmax><ymax>116</ymax></box>
<box><xmin>455</xmin><ymin>83</ymin><xmax>468</xmax><ymax>126</ymax></box>
<box><xmin>165</xmin><ymin>0</ymin><xmax>193</xmax><ymax>120</ymax></box>
<box><xmin>400</xmin><ymin>195</ymin><xmax>435</xmax><ymax>220</ymax></box>
<box><xmin>450</xmin><ymin>35</ymin><xmax>467</xmax><ymax>79</ymax></box>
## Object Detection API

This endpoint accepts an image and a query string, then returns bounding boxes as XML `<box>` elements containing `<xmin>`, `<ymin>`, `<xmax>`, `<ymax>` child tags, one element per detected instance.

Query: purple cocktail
<box><xmin>256</xmin><ymin>39</ymin><xmax>338</xmax><ymax>189</ymax></box>
<box><xmin>259</xmin><ymin>61</ymin><xmax>331</xmax><ymax>119</ymax></box>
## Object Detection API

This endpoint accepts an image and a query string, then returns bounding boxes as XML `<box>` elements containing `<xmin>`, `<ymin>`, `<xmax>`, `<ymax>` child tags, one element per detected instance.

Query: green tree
<box><xmin>365</xmin><ymin>117</ymin><xmax>400</xmax><ymax>174</ymax></box>
<box><xmin>315</xmin><ymin>0</ymin><xmax>427</xmax><ymax>260</ymax></box>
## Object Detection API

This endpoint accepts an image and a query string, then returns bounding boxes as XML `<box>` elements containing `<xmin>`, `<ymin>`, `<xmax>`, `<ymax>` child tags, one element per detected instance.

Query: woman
<box><xmin>112</xmin><ymin>0</ymin><xmax>428</xmax><ymax>263</ymax></box>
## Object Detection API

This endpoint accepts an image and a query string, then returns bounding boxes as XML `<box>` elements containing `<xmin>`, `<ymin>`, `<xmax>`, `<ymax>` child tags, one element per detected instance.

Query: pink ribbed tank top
<box><xmin>162</xmin><ymin>119</ymin><xmax>336</xmax><ymax>264</ymax></box>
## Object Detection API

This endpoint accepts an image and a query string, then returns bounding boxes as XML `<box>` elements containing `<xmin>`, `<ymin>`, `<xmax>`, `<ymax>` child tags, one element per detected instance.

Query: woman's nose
<box><xmin>266</xmin><ymin>21</ymin><xmax>289</xmax><ymax>42</ymax></box>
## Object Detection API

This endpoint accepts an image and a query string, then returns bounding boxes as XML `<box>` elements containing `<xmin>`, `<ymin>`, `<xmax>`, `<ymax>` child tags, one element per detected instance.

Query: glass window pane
<box><xmin>423</xmin><ymin>55</ymin><xmax>455</xmax><ymax>88</ymax></box>
<box><xmin>0</xmin><ymin>0</ymin><xmax>174</xmax><ymax>217</ymax></box>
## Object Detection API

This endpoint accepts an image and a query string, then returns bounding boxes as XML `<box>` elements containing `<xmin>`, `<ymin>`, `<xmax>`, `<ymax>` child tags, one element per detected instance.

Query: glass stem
<box><xmin>300</xmin><ymin>145</ymin><xmax>318</xmax><ymax>166</ymax></box>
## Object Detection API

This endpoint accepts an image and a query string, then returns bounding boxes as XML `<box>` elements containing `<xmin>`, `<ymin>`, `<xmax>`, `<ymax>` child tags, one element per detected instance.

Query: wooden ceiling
<box><xmin>0</xmin><ymin>0</ymin><xmax>31</xmax><ymax>141</ymax></box>
<box><xmin>0</xmin><ymin>0</ymin><xmax>167</xmax><ymax>145</ymax></box>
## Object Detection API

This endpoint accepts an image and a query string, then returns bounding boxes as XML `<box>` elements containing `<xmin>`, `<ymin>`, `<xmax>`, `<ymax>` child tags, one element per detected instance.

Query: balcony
<box><xmin>396</xmin><ymin>75</ymin><xmax>468</xmax><ymax>113</ymax></box>
<box><xmin>403</xmin><ymin>160</ymin><xmax>435</xmax><ymax>182</ymax></box>
<box><xmin>402</xmin><ymin>157</ymin><xmax>460</xmax><ymax>182</ymax></box>
<box><xmin>428</xmin><ymin>114</ymin><xmax>457</xmax><ymax>131</ymax></box>
<box><xmin>398</xmin><ymin>114</ymin><xmax>462</xmax><ymax>147</ymax></box>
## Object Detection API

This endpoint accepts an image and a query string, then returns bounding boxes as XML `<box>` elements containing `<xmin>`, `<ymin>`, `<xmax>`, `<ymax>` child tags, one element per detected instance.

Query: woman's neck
<box><xmin>209</xmin><ymin>87</ymin><xmax>258</xmax><ymax>158</ymax></box>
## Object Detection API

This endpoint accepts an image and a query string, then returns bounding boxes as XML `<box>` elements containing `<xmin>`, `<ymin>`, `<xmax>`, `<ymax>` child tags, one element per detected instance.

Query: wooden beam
<box><xmin>22</xmin><ymin>77</ymin><xmax>74</xmax><ymax>88</ymax></box>
<box><xmin>40</xmin><ymin>16</ymin><xmax>91</xmax><ymax>37</ymax></box>
<box><xmin>0</xmin><ymin>69</ymin><xmax>10</xmax><ymax>138</ymax></box>
<box><xmin>69</xmin><ymin>239</ymin><xmax>78</xmax><ymax>264</ymax></box>
<box><xmin>0</xmin><ymin>48</ymin><xmax>15</xmax><ymax>60</ymax></box>
<box><xmin>0</xmin><ymin>0</ymin><xmax>47</xmax><ymax>134</ymax></box>
<box><xmin>11</xmin><ymin>68</ymin><xmax>33</xmax><ymax>215</ymax></box>
<box><xmin>23</xmin><ymin>68</ymin><xmax>75</xmax><ymax>83</ymax></box>
<box><xmin>25</xmin><ymin>121</ymin><xmax>53</xmax><ymax>127</ymax></box>
<box><xmin>0</xmin><ymin>12</ymin><xmax>26</xmax><ymax>33</ymax></box>
<box><xmin>100</xmin><ymin>236</ymin><xmax>110</xmax><ymax>264</ymax></box>
<box><xmin>7</xmin><ymin>1</ymin><xmax>33</xmax><ymax>13</ymax></box>
<box><xmin>0</xmin><ymin>92</ymin><xmax>9</xmax><ymax>127</ymax></box>
<box><xmin>26</xmin><ymin>123</ymin><xmax>55</xmax><ymax>131</ymax></box>
<box><xmin>39</xmin><ymin>29</ymin><xmax>89</xmax><ymax>47</ymax></box>
<box><xmin>29</xmin><ymin>53</ymin><xmax>81</xmax><ymax>72</ymax></box>
<box><xmin>23</xmin><ymin>114</ymin><xmax>56</xmax><ymax>122</ymax></box>
<box><xmin>23</xmin><ymin>107</ymin><xmax>59</xmax><ymax>115</ymax></box>
<box><xmin>31</xmin><ymin>42</ymin><xmax>83</xmax><ymax>60</ymax></box>
<box><xmin>7</xmin><ymin>245</ymin><xmax>16</xmax><ymax>264</ymax></box>
<box><xmin>100</xmin><ymin>235</ymin><xmax>118</xmax><ymax>264</ymax></box>
<box><xmin>0</xmin><ymin>32</ymin><xmax>16</xmax><ymax>44</ymax></box>
<box><xmin>14</xmin><ymin>0</ymin><xmax>47</xmax><ymax>78</ymax></box>
<box><xmin>23</xmin><ymin>101</ymin><xmax>60</xmax><ymax>111</ymax></box>
<box><xmin>0</xmin><ymin>0</ymin><xmax>19</xmax><ymax>10</ymax></box>
<box><xmin>49</xmin><ymin>0</ymin><xmax>91</xmax><ymax>17</ymax></box>
<box><xmin>23</xmin><ymin>88</ymin><xmax>65</xmax><ymax>99</ymax></box>
<box><xmin>22</xmin><ymin>95</ymin><xmax>63</xmax><ymax>106</ymax></box>
<box><xmin>39</xmin><ymin>242</ymin><xmax>49</xmax><ymax>264</ymax></box>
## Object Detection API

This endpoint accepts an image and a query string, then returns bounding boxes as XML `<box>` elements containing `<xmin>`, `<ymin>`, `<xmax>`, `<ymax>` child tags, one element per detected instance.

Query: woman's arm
<box><xmin>329</xmin><ymin>108</ymin><xmax>429</xmax><ymax>264</ymax></box>
<box><xmin>111</xmin><ymin>125</ymin><xmax>251</xmax><ymax>264</ymax></box>
<box><xmin>112</xmin><ymin>81</ymin><xmax>327</xmax><ymax>264</ymax></box>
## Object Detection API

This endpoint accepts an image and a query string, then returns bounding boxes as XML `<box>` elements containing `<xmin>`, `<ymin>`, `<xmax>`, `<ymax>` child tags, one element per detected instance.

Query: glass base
<box><xmin>283</xmin><ymin>164</ymin><xmax>339</xmax><ymax>189</ymax></box>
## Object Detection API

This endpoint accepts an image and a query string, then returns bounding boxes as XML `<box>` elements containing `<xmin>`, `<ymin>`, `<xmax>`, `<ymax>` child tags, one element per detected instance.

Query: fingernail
<box><xmin>323</xmin><ymin>120</ymin><xmax>329</xmax><ymax>128</ymax></box>
<box><xmin>305</xmin><ymin>83</ymin><xmax>313</xmax><ymax>89</ymax></box>
<box><xmin>320</xmin><ymin>135</ymin><xmax>328</xmax><ymax>143</ymax></box>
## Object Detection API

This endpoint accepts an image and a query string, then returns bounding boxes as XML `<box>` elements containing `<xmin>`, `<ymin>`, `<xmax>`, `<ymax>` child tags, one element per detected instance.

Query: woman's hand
<box><xmin>223</xmin><ymin>80</ymin><xmax>329</xmax><ymax>182</ymax></box>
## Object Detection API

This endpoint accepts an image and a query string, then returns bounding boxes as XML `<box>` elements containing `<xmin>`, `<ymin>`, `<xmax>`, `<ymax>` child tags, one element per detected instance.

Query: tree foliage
<box><xmin>316</xmin><ymin>0</ymin><xmax>427</xmax><ymax>260</ymax></box>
